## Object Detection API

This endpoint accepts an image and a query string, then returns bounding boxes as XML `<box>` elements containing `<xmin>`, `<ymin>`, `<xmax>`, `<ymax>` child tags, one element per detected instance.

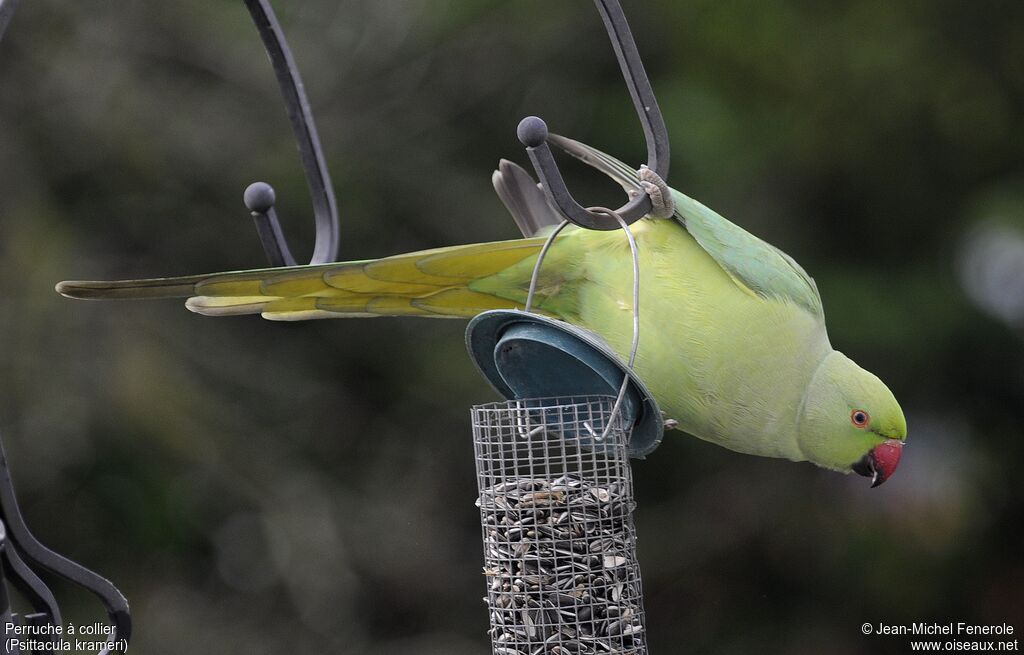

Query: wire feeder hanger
<box><xmin>523</xmin><ymin>208</ymin><xmax>642</xmax><ymax>443</ymax></box>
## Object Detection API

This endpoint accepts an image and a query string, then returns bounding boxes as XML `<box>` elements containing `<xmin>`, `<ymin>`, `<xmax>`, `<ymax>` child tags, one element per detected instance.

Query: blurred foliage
<box><xmin>0</xmin><ymin>0</ymin><xmax>1022</xmax><ymax>653</ymax></box>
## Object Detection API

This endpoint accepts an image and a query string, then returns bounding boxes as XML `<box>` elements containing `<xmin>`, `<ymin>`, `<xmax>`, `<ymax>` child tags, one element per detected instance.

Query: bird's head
<box><xmin>796</xmin><ymin>351</ymin><xmax>907</xmax><ymax>487</ymax></box>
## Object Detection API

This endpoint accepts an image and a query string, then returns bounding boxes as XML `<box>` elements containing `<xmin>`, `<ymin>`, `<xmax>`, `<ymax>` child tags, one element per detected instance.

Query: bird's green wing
<box><xmin>668</xmin><ymin>189</ymin><xmax>823</xmax><ymax>318</ymax></box>
<box><xmin>550</xmin><ymin>135</ymin><xmax>823</xmax><ymax>319</ymax></box>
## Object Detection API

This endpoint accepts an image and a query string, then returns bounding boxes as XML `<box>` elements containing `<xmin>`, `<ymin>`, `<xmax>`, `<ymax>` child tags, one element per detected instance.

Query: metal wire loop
<box><xmin>517</xmin><ymin>0</ymin><xmax>671</xmax><ymax>231</ymax></box>
<box><xmin>523</xmin><ymin>207</ymin><xmax>641</xmax><ymax>442</ymax></box>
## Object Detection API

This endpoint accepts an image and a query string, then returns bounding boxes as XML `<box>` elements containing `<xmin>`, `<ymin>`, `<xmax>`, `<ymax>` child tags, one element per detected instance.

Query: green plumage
<box><xmin>56</xmin><ymin>139</ymin><xmax>906</xmax><ymax>479</ymax></box>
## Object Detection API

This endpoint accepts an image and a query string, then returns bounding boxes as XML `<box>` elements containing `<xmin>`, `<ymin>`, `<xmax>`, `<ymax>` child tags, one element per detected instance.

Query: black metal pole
<box><xmin>243</xmin><ymin>0</ymin><xmax>341</xmax><ymax>266</ymax></box>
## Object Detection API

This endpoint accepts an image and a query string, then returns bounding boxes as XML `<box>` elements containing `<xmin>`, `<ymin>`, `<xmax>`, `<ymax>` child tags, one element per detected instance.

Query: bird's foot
<box><xmin>632</xmin><ymin>165</ymin><xmax>675</xmax><ymax>218</ymax></box>
<box><xmin>661</xmin><ymin>412</ymin><xmax>679</xmax><ymax>431</ymax></box>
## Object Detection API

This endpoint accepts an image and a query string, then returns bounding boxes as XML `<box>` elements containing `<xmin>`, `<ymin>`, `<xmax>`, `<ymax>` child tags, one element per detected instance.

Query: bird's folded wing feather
<box><xmin>549</xmin><ymin>135</ymin><xmax>824</xmax><ymax>320</ymax></box>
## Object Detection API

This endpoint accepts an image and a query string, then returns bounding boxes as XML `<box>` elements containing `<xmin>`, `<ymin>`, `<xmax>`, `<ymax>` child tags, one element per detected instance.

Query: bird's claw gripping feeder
<box><xmin>466</xmin><ymin>2</ymin><xmax>670</xmax><ymax>651</ymax></box>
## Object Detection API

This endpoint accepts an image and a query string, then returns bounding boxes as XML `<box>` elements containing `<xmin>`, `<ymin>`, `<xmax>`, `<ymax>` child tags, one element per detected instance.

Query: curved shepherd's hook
<box><xmin>518</xmin><ymin>0</ymin><xmax>671</xmax><ymax>231</ymax></box>
<box><xmin>243</xmin><ymin>0</ymin><xmax>341</xmax><ymax>266</ymax></box>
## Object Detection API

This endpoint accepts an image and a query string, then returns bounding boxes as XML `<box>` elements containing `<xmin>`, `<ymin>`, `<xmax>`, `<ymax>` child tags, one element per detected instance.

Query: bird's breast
<box><xmin>577</xmin><ymin>221</ymin><xmax>829</xmax><ymax>460</ymax></box>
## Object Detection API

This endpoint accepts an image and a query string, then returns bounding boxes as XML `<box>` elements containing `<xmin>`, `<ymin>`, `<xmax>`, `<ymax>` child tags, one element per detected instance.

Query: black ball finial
<box><xmin>243</xmin><ymin>182</ymin><xmax>277</xmax><ymax>213</ymax></box>
<box><xmin>517</xmin><ymin>116</ymin><xmax>549</xmax><ymax>148</ymax></box>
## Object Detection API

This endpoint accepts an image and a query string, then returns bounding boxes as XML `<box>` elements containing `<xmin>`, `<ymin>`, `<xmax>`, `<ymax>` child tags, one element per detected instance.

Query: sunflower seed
<box><xmin>477</xmin><ymin>476</ymin><xmax>646</xmax><ymax>654</ymax></box>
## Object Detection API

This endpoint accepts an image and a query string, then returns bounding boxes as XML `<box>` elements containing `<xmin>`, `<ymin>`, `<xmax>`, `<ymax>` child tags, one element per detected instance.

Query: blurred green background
<box><xmin>1</xmin><ymin>1</ymin><xmax>1022</xmax><ymax>653</ymax></box>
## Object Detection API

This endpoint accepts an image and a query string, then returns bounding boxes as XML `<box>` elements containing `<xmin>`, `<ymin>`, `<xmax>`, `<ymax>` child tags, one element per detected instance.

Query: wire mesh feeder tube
<box><xmin>472</xmin><ymin>396</ymin><xmax>648</xmax><ymax>655</ymax></box>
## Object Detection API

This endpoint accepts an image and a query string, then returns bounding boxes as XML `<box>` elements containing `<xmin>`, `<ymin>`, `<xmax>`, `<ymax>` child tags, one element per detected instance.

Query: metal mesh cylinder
<box><xmin>472</xmin><ymin>396</ymin><xmax>648</xmax><ymax>655</ymax></box>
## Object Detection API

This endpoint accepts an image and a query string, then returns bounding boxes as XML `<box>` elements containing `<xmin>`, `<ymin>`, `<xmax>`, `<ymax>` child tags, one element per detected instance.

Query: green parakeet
<box><xmin>56</xmin><ymin>136</ymin><xmax>906</xmax><ymax>486</ymax></box>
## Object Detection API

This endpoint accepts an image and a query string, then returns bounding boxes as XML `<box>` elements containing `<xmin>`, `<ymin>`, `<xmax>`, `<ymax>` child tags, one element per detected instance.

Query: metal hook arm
<box><xmin>518</xmin><ymin>0</ymin><xmax>671</xmax><ymax>231</ymax></box>
<box><xmin>243</xmin><ymin>0</ymin><xmax>340</xmax><ymax>265</ymax></box>
<box><xmin>0</xmin><ymin>439</ymin><xmax>131</xmax><ymax>652</ymax></box>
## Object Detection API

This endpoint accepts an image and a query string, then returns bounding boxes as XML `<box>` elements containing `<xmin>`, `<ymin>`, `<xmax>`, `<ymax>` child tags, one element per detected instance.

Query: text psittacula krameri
<box><xmin>57</xmin><ymin>136</ymin><xmax>907</xmax><ymax>486</ymax></box>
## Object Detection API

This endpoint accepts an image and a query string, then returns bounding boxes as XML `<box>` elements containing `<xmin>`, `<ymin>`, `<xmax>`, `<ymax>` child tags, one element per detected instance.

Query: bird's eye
<box><xmin>850</xmin><ymin>409</ymin><xmax>870</xmax><ymax>428</ymax></box>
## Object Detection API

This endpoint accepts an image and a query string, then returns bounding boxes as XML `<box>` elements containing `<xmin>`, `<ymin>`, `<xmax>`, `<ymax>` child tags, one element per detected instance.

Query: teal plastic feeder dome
<box><xmin>466</xmin><ymin>310</ymin><xmax>663</xmax><ymax>458</ymax></box>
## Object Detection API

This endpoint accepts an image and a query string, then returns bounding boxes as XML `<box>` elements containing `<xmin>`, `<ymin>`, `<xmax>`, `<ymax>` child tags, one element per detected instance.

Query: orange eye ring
<box><xmin>851</xmin><ymin>409</ymin><xmax>870</xmax><ymax>428</ymax></box>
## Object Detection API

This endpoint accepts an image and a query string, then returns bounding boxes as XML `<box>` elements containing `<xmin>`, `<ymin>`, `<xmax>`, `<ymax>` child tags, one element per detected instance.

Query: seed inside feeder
<box><xmin>477</xmin><ymin>475</ymin><xmax>647</xmax><ymax>655</ymax></box>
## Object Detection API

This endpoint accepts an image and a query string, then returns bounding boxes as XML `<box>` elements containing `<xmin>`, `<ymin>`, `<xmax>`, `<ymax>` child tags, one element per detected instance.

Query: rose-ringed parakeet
<box><xmin>57</xmin><ymin>136</ymin><xmax>907</xmax><ymax>486</ymax></box>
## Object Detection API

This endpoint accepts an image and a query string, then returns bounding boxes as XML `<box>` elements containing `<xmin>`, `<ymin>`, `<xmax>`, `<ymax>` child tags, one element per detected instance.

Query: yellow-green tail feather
<box><xmin>56</xmin><ymin>238</ymin><xmax>548</xmax><ymax>321</ymax></box>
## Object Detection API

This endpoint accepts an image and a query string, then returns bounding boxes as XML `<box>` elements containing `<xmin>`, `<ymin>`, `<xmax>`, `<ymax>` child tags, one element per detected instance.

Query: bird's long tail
<box><xmin>56</xmin><ymin>238</ymin><xmax>549</xmax><ymax>321</ymax></box>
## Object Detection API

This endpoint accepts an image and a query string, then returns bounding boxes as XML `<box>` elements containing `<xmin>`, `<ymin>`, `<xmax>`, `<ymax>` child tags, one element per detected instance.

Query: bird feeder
<box><xmin>463</xmin><ymin>1</ymin><xmax>671</xmax><ymax>651</ymax></box>
<box><xmin>471</xmin><ymin>396</ymin><xmax>648</xmax><ymax>654</ymax></box>
<box><xmin>467</xmin><ymin>219</ymin><xmax>662</xmax><ymax>655</ymax></box>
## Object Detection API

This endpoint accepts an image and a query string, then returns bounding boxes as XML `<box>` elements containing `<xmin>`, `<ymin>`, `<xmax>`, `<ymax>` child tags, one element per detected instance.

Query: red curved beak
<box><xmin>852</xmin><ymin>439</ymin><xmax>904</xmax><ymax>488</ymax></box>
